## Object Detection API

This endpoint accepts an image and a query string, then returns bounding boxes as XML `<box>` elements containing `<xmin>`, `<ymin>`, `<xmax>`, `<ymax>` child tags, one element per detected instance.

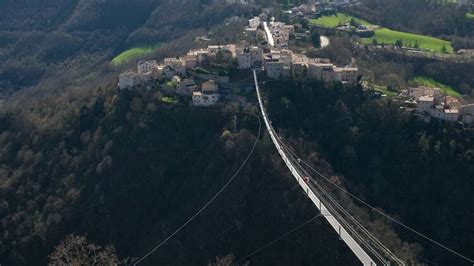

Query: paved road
<box><xmin>321</xmin><ymin>36</ymin><xmax>330</xmax><ymax>48</ymax></box>
<box><xmin>263</xmin><ymin>22</ymin><xmax>274</xmax><ymax>47</ymax></box>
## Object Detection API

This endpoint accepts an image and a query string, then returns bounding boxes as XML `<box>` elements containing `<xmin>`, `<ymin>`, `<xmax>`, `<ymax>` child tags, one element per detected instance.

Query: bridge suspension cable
<box><xmin>278</xmin><ymin>139</ymin><xmax>403</xmax><ymax>265</ymax></box>
<box><xmin>237</xmin><ymin>214</ymin><xmax>322</xmax><ymax>263</ymax></box>
<box><xmin>254</xmin><ymin>69</ymin><xmax>383</xmax><ymax>265</ymax></box>
<box><xmin>134</xmin><ymin>111</ymin><xmax>262</xmax><ymax>265</ymax></box>
<box><xmin>277</xmin><ymin>126</ymin><xmax>474</xmax><ymax>265</ymax></box>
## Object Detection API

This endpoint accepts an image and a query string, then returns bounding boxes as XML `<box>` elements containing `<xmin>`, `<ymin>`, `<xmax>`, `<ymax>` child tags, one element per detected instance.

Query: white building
<box><xmin>119</xmin><ymin>71</ymin><xmax>140</xmax><ymax>89</ymax></box>
<box><xmin>192</xmin><ymin>91</ymin><xmax>220</xmax><ymax>106</ymax></box>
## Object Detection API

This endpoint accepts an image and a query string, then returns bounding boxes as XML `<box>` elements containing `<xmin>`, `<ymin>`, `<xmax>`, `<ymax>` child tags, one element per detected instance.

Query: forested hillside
<box><xmin>264</xmin><ymin>79</ymin><xmax>474</xmax><ymax>265</ymax></box>
<box><xmin>1</xmin><ymin>1</ymin><xmax>473</xmax><ymax>265</ymax></box>
<box><xmin>0</xmin><ymin>0</ymin><xmax>257</xmax><ymax>99</ymax></box>
<box><xmin>0</xmin><ymin>82</ymin><xmax>362</xmax><ymax>265</ymax></box>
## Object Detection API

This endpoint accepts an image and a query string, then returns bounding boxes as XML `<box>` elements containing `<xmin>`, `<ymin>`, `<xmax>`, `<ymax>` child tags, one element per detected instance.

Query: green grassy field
<box><xmin>411</xmin><ymin>76</ymin><xmax>462</xmax><ymax>98</ymax></box>
<box><xmin>361</xmin><ymin>28</ymin><xmax>453</xmax><ymax>53</ymax></box>
<box><xmin>311</xmin><ymin>12</ymin><xmax>453</xmax><ymax>53</ymax></box>
<box><xmin>111</xmin><ymin>45</ymin><xmax>160</xmax><ymax>65</ymax></box>
<box><xmin>310</xmin><ymin>13</ymin><xmax>371</xmax><ymax>28</ymax></box>
<box><xmin>467</xmin><ymin>12</ymin><xmax>474</xmax><ymax>19</ymax></box>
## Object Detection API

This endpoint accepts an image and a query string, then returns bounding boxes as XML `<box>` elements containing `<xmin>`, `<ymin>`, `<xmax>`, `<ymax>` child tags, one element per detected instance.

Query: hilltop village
<box><xmin>118</xmin><ymin>12</ymin><xmax>474</xmax><ymax>124</ymax></box>
<box><xmin>119</xmin><ymin>15</ymin><xmax>358</xmax><ymax>107</ymax></box>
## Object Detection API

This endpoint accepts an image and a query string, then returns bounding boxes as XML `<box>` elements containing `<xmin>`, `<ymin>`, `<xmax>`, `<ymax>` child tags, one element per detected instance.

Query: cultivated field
<box><xmin>361</xmin><ymin>28</ymin><xmax>453</xmax><ymax>53</ymax></box>
<box><xmin>310</xmin><ymin>13</ymin><xmax>453</xmax><ymax>53</ymax></box>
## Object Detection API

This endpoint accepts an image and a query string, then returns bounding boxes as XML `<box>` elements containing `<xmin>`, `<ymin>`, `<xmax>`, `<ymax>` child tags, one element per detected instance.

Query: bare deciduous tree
<box><xmin>49</xmin><ymin>234</ymin><xmax>120</xmax><ymax>266</ymax></box>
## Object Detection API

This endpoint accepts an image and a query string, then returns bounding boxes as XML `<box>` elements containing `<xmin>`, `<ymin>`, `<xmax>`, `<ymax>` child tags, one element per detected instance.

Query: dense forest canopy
<box><xmin>0</xmin><ymin>0</ymin><xmax>473</xmax><ymax>265</ymax></box>
<box><xmin>0</xmin><ymin>82</ymin><xmax>364</xmax><ymax>265</ymax></box>
<box><xmin>350</xmin><ymin>0</ymin><xmax>474</xmax><ymax>37</ymax></box>
<box><xmin>264</xmin><ymin>79</ymin><xmax>474</xmax><ymax>265</ymax></box>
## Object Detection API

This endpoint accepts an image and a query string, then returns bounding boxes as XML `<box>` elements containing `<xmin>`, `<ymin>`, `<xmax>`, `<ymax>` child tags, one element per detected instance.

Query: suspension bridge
<box><xmin>132</xmin><ymin>71</ymin><xmax>473</xmax><ymax>265</ymax></box>
<box><xmin>253</xmin><ymin>70</ymin><xmax>405</xmax><ymax>266</ymax></box>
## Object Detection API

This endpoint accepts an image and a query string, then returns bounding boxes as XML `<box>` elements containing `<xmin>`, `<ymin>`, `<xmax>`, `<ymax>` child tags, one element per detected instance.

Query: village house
<box><xmin>177</xmin><ymin>78</ymin><xmax>197</xmax><ymax>96</ymax></box>
<box><xmin>162</xmin><ymin>65</ymin><xmax>178</xmax><ymax>79</ymax></box>
<box><xmin>137</xmin><ymin>60</ymin><xmax>157</xmax><ymax>75</ymax></box>
<box><xmin>202</xmin><ymin>80</ymin><xmax>219</xmax><ymax>93</ymax></box>
<box><xmin>459</xmin><ymin>104</ymin><xmax>474</xmax><ymax>123</ymax></box>
<box><xmin>266</xmin><ymin>61</ymin><xmax>290</xmax><ymax>79</ymax></box>
<box><xmin>412</xmin><ymin>89</ymin><xmax>466</xmax><ymax>123</ymax></box>
<box><xmin>164</xmin><ymin>57</ymin><xmax>186</xmax><ymax>76</ymax></box>
<box><xmin>187</xmin><ymin>48</ymin><xmax>211</xmax><ymax>66</ymax></box>
<box><xmin>180</xmin><ymin>55</ymin><xmax>198</xmax><ymax>70</ymax></box>
<box><xmin>269</xmin><ymin>21</ymin><xmax>292</xmax><ymax>48</ymax></box>
<box><xmin>119</xmin><ymin>71</ymin><xmax>140</xmax><ymax>89</ymax></box>
<box><xmin>137</xmin><ymin>61</ymin><xmax>157</xmax><ymax>82</ymax></box>
<box><xmin>428</xmin><ymin>105</ymin><xmax>460</xmax><ymax>122</ymax></box>
<box><xmin>307</xmin><ymin>62</ymin><xmax>334</xmax><ymax>80</ymax></box>
<box><xmin>291</xmin><ymin>3</ymin><xmax>317</xmax><ymax>16</ymax></box>
<box><xmin>291</xmin><ymin>54</ymin><xmax>309</xmax><ymax>77</ymax></box>
<box><xmin>172</xmin><ymin>75</ymin><xmax>181</xmax><ymax>84</ymax></box>
<box><xmin>192</xmin><ymin>91</ymin><xmax>220</xmax><ymax>106</ymax></box>
<box><xmin>338</xmin><ymin>67</ymin><xmax>359</xmax><ymax>84</ymax></box>
<box><xmin>237</xmin><ymin>46</ymin><xmax>264</xmax><ymax>69</ymax></box>
<box><xmin>248</xmin><ymin>16</ymin><xmax>261</xmax><ymax>29</ymax></box>
<box><xmin>191</xmin><ymin>79</ymin><xmax>221</xmax><ymax>106</ymax></box>
<box><xmin>208</xmin><ymin>44</ymin><xmax>237</xmax><ymax>57</ymax></box>
<box><xmin>302</xmin><ymin>57</ymin><xmax>358</xmax><ymax>84</ymax></box>
<box><xmin>416</xmin><ymin>95</ymin><xmax>435</xmax><ymax>112</ymax></box>
<box><xmin>404</xmin><ymin>86</ymin><xmax>441</xmax><ymax>100</ymax></box>
<box><xmin>263</xmin><ymin>48</ymin><xmax>293</xmax><ymax>79</ymax></box>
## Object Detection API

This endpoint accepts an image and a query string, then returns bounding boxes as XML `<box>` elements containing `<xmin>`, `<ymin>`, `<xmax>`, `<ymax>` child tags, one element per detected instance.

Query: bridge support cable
<box><xmin>280</xmin><ymin>142</ymin><xmax>394</xmax><ymax>266</ymax></box>
<box><xmin>134</xmin><ymin>111</ymin><xmax>262</xmax><ymax>265</ymax></box>
<box><xmin>277</xmin><ymin>139</ymin><xmax>404</xmax><ymax>266</ymax></box>
<box><xmin>254</xmin><ymin>70</ymin><xmax>379</xmax><ymax>266</ymax></box>
<box><xmin>281</xmin><ymin>139</ymin><xmax>474</xmax><ymax>265</ymax></box>
<box><xmin>237</xmin><ymin>214</ymin><xmax>322</xmax><ymax>263</ymax></box>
